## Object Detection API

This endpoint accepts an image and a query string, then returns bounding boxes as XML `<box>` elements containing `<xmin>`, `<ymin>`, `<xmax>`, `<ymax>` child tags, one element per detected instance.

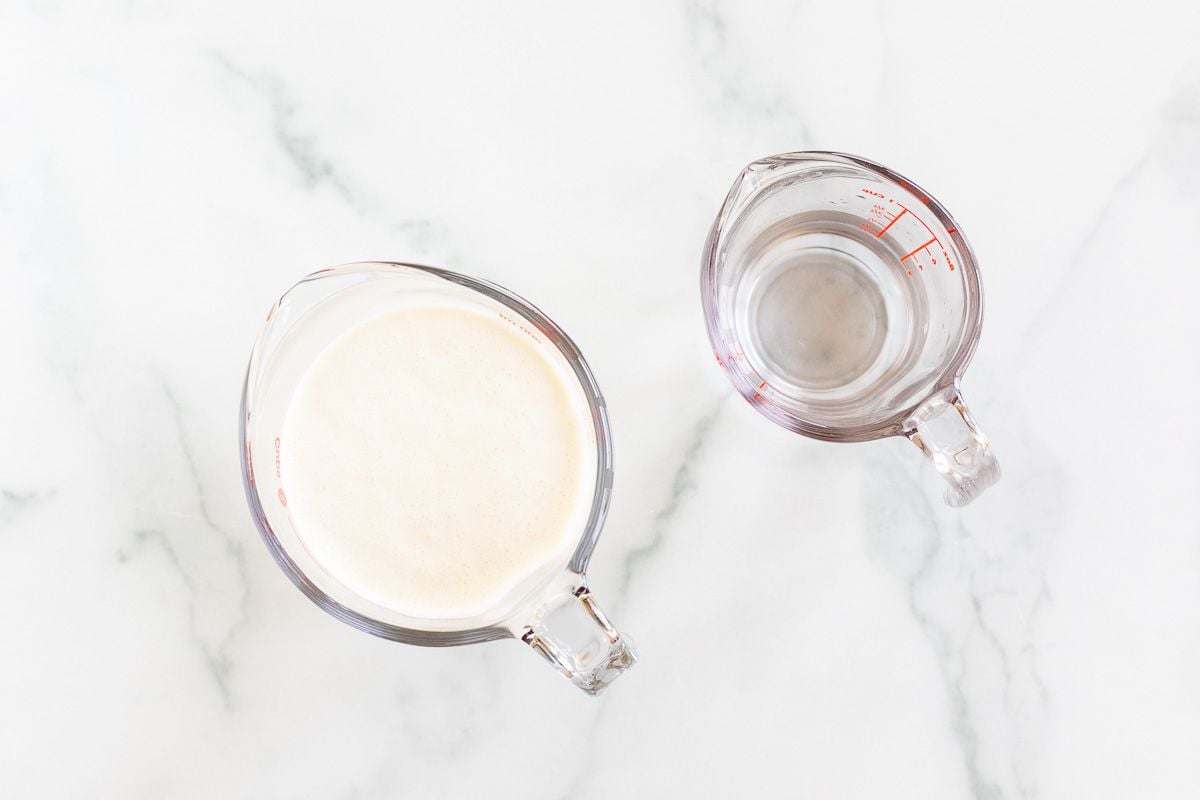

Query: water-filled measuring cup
<box><xmin>241</xmin><ymin>263</ymin><xmax>636</xmax><ymax>694</ymax></box>
<box><xmin>702</xmin><ymin>152</ymin><xmax>999</xmax><ymax>506</ymax></box>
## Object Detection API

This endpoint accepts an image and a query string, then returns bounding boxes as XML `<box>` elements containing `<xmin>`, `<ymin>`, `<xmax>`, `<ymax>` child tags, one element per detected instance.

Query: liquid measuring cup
<box><xmin>241</xmin><ymin>263</ymin><xmax>636</xmax><ymax>694</ymax></box>
<box><xmin>701</xmin><ymin>152</ymin><xmax>1000</xmax><ymax>506</ymax></box>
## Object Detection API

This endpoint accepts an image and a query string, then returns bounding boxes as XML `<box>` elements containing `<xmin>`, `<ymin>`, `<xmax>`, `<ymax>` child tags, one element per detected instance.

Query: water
<box><xmin>734</xmin><ymin>213</ymin><xmax>924</xmax><ymax>400</ymax></box>
<box><xmin>750</xmin><ymin>246</ymin><xmax>887</xmax><ymax>389</ymax></box>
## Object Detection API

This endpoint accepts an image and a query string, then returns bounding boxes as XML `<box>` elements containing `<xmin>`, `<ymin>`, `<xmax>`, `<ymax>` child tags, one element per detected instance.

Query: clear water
<box><xmin>750</xmin><ymin>246</ymin><xmax>887</xmax><ymax>388</ymax></box>
<box><xmin>734</xmin><ymin>213</ymin><xmax>925</xmax><ymax>402</ymax></box>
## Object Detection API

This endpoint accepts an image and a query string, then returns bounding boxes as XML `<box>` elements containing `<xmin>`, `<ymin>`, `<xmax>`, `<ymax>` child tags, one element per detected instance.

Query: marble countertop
<box><xmin>4</xmin><ymin>2</ymin><xmax>1200</xmax><ymax>797</ymax></box>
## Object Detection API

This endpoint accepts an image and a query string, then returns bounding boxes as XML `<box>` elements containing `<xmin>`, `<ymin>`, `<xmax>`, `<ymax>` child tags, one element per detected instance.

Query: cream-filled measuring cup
<box><xmin>241</xmin><ymin>263</ymin><xmax>636</xmax><ymax>694</ymax></box>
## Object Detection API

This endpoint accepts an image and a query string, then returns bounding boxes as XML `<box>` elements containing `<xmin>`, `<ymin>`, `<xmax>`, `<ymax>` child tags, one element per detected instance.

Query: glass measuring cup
<box><xmin>240</xmin><ymin>262</ymin><xmax>636</xmax><ymax>694</ymax></box>
<box><xmin>701</xmin><ymin>152</ymin><xmax>1000</xmax><ymax>506</ymax></box>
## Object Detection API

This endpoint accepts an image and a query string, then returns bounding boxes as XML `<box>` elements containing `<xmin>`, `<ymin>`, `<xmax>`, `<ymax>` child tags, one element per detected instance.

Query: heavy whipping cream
<box><xmin>280</xmin><ymin>304</ymin><xmax>595</xmax><ymax>619</ymax></box>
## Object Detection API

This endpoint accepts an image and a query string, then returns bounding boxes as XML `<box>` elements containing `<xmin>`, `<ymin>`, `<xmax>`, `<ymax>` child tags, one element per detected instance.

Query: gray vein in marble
<box><xmin>681</xmin><ymin>0</ymin><xmax>810</xmax><ymax>143</ymax></box>
<box><xmin>557</xmin><ymin>399</ymin><xmax>727</xmax><ymax>800</ymax></box>
<box><xmin>1164</xmin><ymin>73</ymin><xmax>1200</xmax><ymax>122</ymax></box>
<box><xmin>0</xmin><ymin>488</ymin><xmax>47</xmax><ymax>525</ymax></box>
<box><xmin>1021</xmin><ymin>152</ymin><xmax>1150</xmax><ymax>355</ymax></box>
<box><xmin>615</xmin><ymin>396</ymin><xmax>726</xmax><ymax>597</ymax></box>
<box><xmin>391</xmin><ymin>646</ymin><xmax>503</xmax><ymax>760</ymax></box>
<box><xmin>894</xmin><ymin>471</ymin><xmax>1052</xmax><ymax>800</ymax></box>
<box><xmin>387</xmin><ymin>218</ymin><xmax>464</xmax><ymax>266</ymax></box>
<box><xmin>968</xmin><ymin>570</ymin><xmax>1036</xmax><ymax>799</ymax></box>
<box><xmin>1011</xmin><ymin>574</ymin><xmax>1052</xmax><ymax>800</ymax></box>
<box><xmin>211</xmin><ymin>52</ymin><xmax>362</xmax><ymax>210</ymax></box>
<box><xmin>1027</xmin><ymin>575</ymin><xmax>1051</xmax><ymax>705</ymax></box>
<box><xmin>210</xmin><ymin>53</ymin><xmax>465</xmax><ymax>266</ymax></box>
<box><xmin>117</xmin><ymin>374</ymin><xmax>250</xmax><ymax>710</ymax></box>
<box><xmin>970</xmin><ymin>568</ymin><xmax>1014</xmax><ymax>700</ymax></box>
<box><xmin>904</xmin><ymin>515</ymin><xmax>1003</xmax><ymax>800</ymax></box>
<box><xmin>871</xmin><ymin>455</ymin><xmax>1018</xmax><ymax>800</ymax></box>
<box><xmin>973</xmin><ymin>575</ymin><xmax>1047</xmax><ymax>800</ymax></box>
<box><xmin>553</xmin><ymin>701</ymin><xmax>610</xmax><ymax>800</ymax></box>
<box><xmin>161</xmin><ymin>376</ymin><xmax>249</xmax><ymax>708</ymax></box>
<box><xmin>116</xmin><ymin>526</ymin><xmax>235</xmax><ymax>702</ymax></box>
<box><xmin>872</xmin><ymin>0</ymin><xmax>901</xmax><ymax>96</ymax></box>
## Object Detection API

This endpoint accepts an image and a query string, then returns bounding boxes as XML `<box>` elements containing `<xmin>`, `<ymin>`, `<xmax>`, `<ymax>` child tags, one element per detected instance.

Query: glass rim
<box><xmin>700</xmin><ymin>150</ymin><xmax>985</xmax><ymax>442</ymax></box>
<box><xmin>240</xmin><ymin>262</ymin><xmax>614</xmax><ymax>646</ymax></box>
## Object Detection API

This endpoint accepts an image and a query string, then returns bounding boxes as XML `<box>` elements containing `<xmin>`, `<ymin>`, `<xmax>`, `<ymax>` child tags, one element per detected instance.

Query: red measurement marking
<box><xmin>498</xmin><ymin>312</ymin><xmax>542</xmax><ymax>344</ymax></box>
<box><xmin>909</xmin><ymin>210</ymin><xmax>936</xmax><ymax>237</ymax></box>
<box><xmin>869</xmin><ymin>194</ymin><xmax>958</xmax><ymax>274</ymax></box>
<box><xmin>875</xmin><ymin>207</ymin><xmax>907</xmax><ymax>238</ymax></box>
<box><xmin>757</xmin><ymin>381</ymin><xmax>766</xmax><ymax>389</ymax></box>
<box><xmin>901</xmin><ymin>236</ymin><xmax>938</xmax><ymax>261</ymax></box>
<box><xmin>277</xmin><ymin>488</ymin><xmax>287</xmax><ymax>507</ymax></box>
<box><xmin>862</xmin><ymin>187</ymin><xmax>885</xmax><ymax>198</ymax></box>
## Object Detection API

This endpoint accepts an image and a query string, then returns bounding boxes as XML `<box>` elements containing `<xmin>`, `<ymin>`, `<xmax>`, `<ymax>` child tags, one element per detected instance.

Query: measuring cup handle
<box><xmin>903</xmin><ymin>385</ymin><xmax>1000</xmax><ymax>507</ymax></box>
<box><xmin>520</xmin><ymin>582</ymin><xmax>637</xmax><ymax>695</ymax></box>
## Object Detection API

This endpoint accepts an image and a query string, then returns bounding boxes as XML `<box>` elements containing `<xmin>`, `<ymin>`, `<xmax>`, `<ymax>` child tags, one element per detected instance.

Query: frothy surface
<box><xmin>280</xmin><ymin>305</ymin><xmax>595</xmax><ymax>619</ymax></box>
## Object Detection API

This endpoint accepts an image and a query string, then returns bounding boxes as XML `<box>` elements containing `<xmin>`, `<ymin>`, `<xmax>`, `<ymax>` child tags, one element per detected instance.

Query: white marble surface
<box><xmin>4</xmin><ymin>2</ymin><xmax>1200</xmax><ymax>797</ymax></box>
